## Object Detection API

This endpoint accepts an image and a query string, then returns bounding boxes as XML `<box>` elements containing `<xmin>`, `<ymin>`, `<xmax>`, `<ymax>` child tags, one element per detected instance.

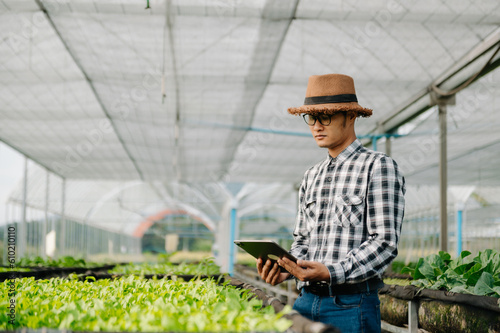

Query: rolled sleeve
<box><xmin>327</xmin><ymin>262</ymin><xmax>346</xmax><ymax>285</ymax></box>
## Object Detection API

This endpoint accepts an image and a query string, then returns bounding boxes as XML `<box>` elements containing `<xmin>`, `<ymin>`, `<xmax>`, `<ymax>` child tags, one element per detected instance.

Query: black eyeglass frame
<box><xmin>302</xmin><ymin>114</ymin><xmax>333</xmax><ymax>126</ymax></box>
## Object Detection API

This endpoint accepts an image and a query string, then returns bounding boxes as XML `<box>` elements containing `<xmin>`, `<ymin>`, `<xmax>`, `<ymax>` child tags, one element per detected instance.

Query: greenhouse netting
<box><xmin>1</xmin><ymin>1</ymin><xmax>500</xmax><ymax>332</ymax></box>
<box><xmin>1</xmin><ymin>0</ymin><xmax>499</xmax><ymax>271</ymax></box>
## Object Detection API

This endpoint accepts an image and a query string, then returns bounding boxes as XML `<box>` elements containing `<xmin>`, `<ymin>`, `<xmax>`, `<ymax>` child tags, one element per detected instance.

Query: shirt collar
<box><xmin>328</xmin><ymin>139</ymin><xmax>362</xmax><ymax>165</ymax></box>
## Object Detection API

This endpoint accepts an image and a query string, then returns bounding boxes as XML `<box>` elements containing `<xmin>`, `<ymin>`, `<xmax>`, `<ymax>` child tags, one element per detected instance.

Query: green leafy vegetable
<box><xmin>0</xmin><ymin>276</ymin><xmax>291</xmax><ymax>332</ymax></box>
<box><xmin>109</xmin><ymin>257</ymin><xmax>220</xmax><ymax>276</ymax></box>
<box><xmin>0</xmin><ymin>267</ymin><xmax>31</xmax><ymax>272</ymax></box>
<box><xmin>17</xmin><ymin>256</ymin><xmax>100</xmax><ymax>268</ymax></box>
<box><xmin>402</xmin><ymin>249</ymin><xmax>500</xmax><ymax>297</ymax></box>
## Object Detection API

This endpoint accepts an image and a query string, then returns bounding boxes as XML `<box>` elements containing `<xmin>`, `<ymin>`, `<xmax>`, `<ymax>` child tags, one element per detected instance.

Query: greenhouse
<box><xmin>1</xmin><ymin>0</ymin><xmax>500</xmax><ymax>332</ymax></box>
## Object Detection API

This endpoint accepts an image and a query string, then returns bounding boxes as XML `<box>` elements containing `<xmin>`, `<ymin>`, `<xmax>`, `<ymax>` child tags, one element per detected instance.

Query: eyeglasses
<box><xmin>302</xmin><ymin>114</ymin><xmax>332</xmax><ymax>126</ymax></box>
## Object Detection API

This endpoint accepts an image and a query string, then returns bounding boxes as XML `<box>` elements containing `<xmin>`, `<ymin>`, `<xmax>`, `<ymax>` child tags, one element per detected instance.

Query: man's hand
<box><xmin>256</xmin><ymin>258</ymin><xmax>290</xmax><ymax>286</ymax></box>
<box><xmin>278</xmin><ymin>257</ymin><xmax>330</xmax><ymax>283</ymax></box>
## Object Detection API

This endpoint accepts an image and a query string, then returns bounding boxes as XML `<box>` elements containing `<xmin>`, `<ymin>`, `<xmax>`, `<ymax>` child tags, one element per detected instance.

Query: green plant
<box><xmin>157</xmin><ymin>252</ymin><xmax>177</xmax><ymax>263</ymax></box>
<box><xmin>17</xmin><ymin>256</ymin><xmax>99</xmax><ymax>268</ymax></box>
<box><xmin>390</xmin><ymin>260</ymin><xmax>415</xmax><ymax>274</ymax></box>
<box><xmin>0</xmin><ymin>276</ymin><xmax>291</xmax><ymax>332</ymax></box>
<box><xmin>402</xmin><ymin>249</ymin><xmax>500</xmax><ymax>297</ymax></box>
<box><xmin>109</xmin><ymin>257</ymin><xmax>220</xmax><ymax>276</ymax></box>
<box><xmin>0</xmin><ymin>267</ymin><xmax>31</xmax><ymax>272</ymax></box>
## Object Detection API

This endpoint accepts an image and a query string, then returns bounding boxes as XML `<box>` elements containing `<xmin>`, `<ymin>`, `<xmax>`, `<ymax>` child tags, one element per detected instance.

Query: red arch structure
<box><xmin>133</xmin><ymin>209</ymin><xmax>215</xmax><ymax>238</ymax></box>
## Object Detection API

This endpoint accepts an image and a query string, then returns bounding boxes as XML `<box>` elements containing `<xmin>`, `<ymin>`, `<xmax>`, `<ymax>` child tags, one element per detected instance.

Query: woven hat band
<box><xmin>304</xmin><ymin>94</ymin><xmax>358</xmax><ymax>105</ymax></box>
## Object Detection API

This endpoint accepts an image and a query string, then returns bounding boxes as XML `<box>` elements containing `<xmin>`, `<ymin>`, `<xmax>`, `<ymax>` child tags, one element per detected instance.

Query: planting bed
<box><xmin>1</xmin><ymin>260</ymin><xmax>340</xmax><ymax>333</ymax></box>
<box><xmin>380</xmin><ymin>249</ymin><xmax>500</xmax><ymax>333</ymax></box>
<box><xmin>0</xmin><ymin>265</ymin><xmax>117</xmax><ymax>282</ymax></box>
<box><xmin>108</xmin><ymin>259</ymin><xmax>220</xmax><ymax>276</ymax></box>
<box><xmin>379</xmin><ymin>283</ymin><xmax>500</xmax><ymax>333</ymax></box>
<box><xmin>1</xmin><ymin>275</ymin><xmax>294</xmax><ymax>332</ymax></box>
<box><xmin>0</xmin><ymin>256</ymin><xmax>116</xmax><ymax>282</ymax></box>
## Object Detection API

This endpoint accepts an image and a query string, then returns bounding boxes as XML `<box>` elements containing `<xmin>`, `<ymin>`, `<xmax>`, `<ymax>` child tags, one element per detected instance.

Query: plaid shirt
<box><xmin>290</xmin><ymin>139</ymin><xmax>406</xmax><ymax>289</ymax></box>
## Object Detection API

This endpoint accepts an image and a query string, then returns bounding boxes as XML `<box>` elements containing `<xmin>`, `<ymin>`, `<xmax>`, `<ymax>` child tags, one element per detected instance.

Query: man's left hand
<box><xmin>278</xmin><ymin>257</ymin><xmax>330</xmax><ymax>283</ymax></box>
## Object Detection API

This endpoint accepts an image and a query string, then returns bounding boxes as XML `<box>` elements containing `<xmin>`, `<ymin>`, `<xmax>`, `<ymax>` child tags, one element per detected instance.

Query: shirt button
<box><xmin>327</xmin><ymin>177</ymin><xmax>332</xmax><ymax>182</ymax></box>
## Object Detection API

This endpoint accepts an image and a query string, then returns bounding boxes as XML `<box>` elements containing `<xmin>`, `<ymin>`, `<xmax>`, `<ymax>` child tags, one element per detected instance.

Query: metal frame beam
<box><xmin>366</xmin><ymin>27</ymin><xmax>500</xmax><ymax>137</ymax></box>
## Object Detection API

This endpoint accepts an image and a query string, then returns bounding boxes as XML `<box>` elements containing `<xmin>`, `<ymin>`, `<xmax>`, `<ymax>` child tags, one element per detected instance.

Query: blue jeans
<box><xmin>293</xmin><ymin>288</ymin><xmax>381</xmax><ymax>333</ymax></box>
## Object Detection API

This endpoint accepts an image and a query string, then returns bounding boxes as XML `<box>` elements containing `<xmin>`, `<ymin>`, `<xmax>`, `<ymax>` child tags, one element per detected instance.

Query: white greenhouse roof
<box><xmin>1</xmin><ymin>0</ymin><xmax>500</xmax><ymax>234</ymax></box>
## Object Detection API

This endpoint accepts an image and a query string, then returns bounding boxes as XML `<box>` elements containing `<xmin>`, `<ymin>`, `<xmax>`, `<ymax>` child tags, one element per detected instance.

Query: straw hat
<box><xmin>287</xmin><ymin>74</ymin><xmax>372</xmax><ymax>117</ymax></box>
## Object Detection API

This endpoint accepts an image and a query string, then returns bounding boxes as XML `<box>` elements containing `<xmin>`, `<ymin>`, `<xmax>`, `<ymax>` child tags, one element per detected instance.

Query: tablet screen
<box><xmin>234</xmin><ymin>240</ymin><xmax>297</xmax><ymax>271</ymax></box>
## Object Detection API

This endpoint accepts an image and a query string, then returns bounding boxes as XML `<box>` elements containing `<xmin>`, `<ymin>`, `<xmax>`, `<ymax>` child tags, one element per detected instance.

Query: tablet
<box><xmin>234</xmin><ymin>240</ymin><xmax>297</xmax><ymax>272</ymax></box>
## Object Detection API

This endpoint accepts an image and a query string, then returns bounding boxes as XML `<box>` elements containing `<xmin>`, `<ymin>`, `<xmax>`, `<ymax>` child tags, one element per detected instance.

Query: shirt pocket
<box><xmin>303</xmin><ymin>199</ymin><xmax>317</xmax><ymax>232</ymax></box>
<box><xmin>334</xmin><ymin>194</ymin><xmax>364</xmax><ymax>228</ymax></box>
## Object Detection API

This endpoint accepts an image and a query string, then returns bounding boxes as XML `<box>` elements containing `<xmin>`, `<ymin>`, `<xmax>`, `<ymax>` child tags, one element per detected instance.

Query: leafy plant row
<box><xmin>1</xmin><ymin>276</ymin><xmax>292</xmax><ymax>332</ymax></box>
<box><xmin>16</xmin><ymin>255</ymin><xmax>99</xmax><ymax>268</ymax></box>
<box><xmin>109</xmin><ymin>258</ymin><xmax>220</xmax><ymax>276</ymax></box>
<box><xmin>0</xmin><ymin>267</ymin><xmax>30</xmax><ymax>273</ymax></box>
<box><xmin>402</xmin><ymin>249</ymin><xmax>500</xmax><ymax>297</ymax></box>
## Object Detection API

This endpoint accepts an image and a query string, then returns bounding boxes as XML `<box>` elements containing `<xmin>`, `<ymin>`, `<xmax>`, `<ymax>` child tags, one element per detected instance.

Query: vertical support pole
<box><xmin>372</xmin><ymin>135</ymin><xmax>378</xmax><ymax>151</ymax></box>
<box><xmin>431</xmin><ymin>91</ymin><xmax>454</xmax><ymax>253</ymax></box>
<box><xmin>385</xmin><ymin>135</ymin><xmax>392</xmax><ymax>157</ymax></box>
<box><xmin>82</xmin><ymin>213</ymin><xmax>88</xmax><ymax>258</ymax></box>
<box><xmin>228</xmin><ymin>204</ymin><xmax>238</xmax><ymax>276</ymax></box>
<box><xmin>42</xmin><ymin>170</ymin><xmax>49</xmax><ymax>258</ymax></box>
<box><xmin>60</xmin><ymin>178</ymin><xmax>66</xmax><ymax>257</ymax></box>
<box><xmin>408</xmin><ymin>300</ymin><xmax>419</xmax><ymax>333</ymax></box>
<box><xmin>19</xmin><ymin>157</ymin><xmax>28</xmax><ymax>259</ymax></box>
<box><xmin>456</xmin><ymin>202</ymin><xmax>464</xmax><ymax>256</ymax></box>
<box><xmin>85</xmin><ymin>219</ymin><xmax>89</xmax><ymax>259</ymax></box>
<box><xmin>438</xmin><ymin>103</ymin><xmax>448</xmax><ymax>253</ymax></box>
<box><xmin>214</xmin><ymin>185</ymin><xmax>234</xmax><ymax>274</ymax></box>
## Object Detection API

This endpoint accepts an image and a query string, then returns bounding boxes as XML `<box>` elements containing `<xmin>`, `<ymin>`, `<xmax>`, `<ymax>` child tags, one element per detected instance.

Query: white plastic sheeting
<box><xmin>1</xmin><ymin>0</ymin><xmax>500</xmax><ymax>259</ymax></box>
<box><xmin>1</xmin><ymin>0</ymin><xmax>498</xmax><ymax>183</ymax></box>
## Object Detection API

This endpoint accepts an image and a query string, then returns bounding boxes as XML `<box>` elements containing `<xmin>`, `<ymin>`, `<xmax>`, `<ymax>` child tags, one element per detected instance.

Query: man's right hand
<box><xmin>256</xmin><ymin>258</ymin><xmax>290</xmax><ymax>286</ymax></box>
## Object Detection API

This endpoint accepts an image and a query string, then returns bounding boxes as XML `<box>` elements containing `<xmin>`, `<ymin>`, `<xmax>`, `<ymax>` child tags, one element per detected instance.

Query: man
<box><xmin>257</xmin><ymin>74</ymin><xmax>406</xmax><ymax>333</ymax></box>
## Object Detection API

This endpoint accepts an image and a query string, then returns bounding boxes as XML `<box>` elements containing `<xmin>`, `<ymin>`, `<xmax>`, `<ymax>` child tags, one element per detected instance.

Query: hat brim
<box><xmin>288</xmin><ymin>102</ymin><xmax>372</xmax><ymax>117</ymax></box>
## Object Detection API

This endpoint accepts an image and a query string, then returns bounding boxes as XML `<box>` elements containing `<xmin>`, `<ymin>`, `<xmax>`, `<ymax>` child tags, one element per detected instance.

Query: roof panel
<box><xmin>0</xmin><ymin>0</ymin><xmax>38</xmax><ymax>12</ymax></box>
<box><xmin>1</xmin><ymin>1</ymin><xmax>500</xmax><ymax>236</ymax></box>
